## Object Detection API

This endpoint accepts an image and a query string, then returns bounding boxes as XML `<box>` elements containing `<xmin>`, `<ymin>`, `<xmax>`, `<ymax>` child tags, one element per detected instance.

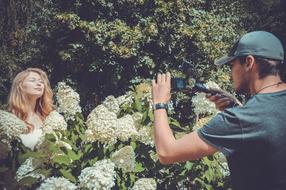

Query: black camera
<box><xmin>171</xmin><ymin>77</ymin><xmax>216</xmax><ymax>95</ymax></box>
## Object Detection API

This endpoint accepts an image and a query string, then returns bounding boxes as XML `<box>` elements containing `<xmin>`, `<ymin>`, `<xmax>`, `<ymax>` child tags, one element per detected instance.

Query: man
<box><xmin>152</xmin><ymin>31</ymin><xmax>286</xmax><ymax>190</ymax></box>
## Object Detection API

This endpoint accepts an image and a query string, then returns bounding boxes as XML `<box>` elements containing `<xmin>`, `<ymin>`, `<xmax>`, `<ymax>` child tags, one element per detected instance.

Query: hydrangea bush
<box><xmin>0</xmin><ymin>81</ymin><xmax>230</xmax><ymax>190</ymax></box>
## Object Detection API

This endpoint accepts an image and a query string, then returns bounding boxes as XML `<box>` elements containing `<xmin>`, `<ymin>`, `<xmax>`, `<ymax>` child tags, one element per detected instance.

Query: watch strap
<box><xmin>152</xmin><ymin>103</ymin><xmax>168</xmax><ymax>111</ymax></box>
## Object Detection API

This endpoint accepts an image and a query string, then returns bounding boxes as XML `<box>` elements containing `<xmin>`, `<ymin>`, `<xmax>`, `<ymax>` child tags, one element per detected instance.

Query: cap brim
<box><xmin>214</xmin><ymin>55</ymin><xmax>236</xmax><ymax>66</ymax></box>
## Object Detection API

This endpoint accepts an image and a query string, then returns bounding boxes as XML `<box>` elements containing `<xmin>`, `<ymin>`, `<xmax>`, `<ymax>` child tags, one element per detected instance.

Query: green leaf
<box><xmin>52</xmin><ymin>155</ymin><xmax>71</xmax><ymax>165</ymax></box>
<box><xmin>18</xmin><ymin>176</ymin><xmax>38</xmax><ymax>187</ymax></box>
<box><xmin>19</xmin><ymin>151</ymin><xmax>43</xmax><ymax>162</ymax></box>
<box><xmin>134</xmin><ymin>163</ymin><xmax>145</xmax><ymax>173</ymax></box>
<box><xmin>67</xmin><ymin>149</ymin><xmax>82</xmax><ymax>161</ymax></box>
<box><xmin>134</xmin><ymin>96</ymin><xmax>142</xmax><ymax>111</ymax></box>
<box><xmin>130</xmin><ymin>141</ymin><xmax>136</xmax><ymax>149</ymax></box>
<box><xmin>36</xmin><ymin>169</ymin><xmax>52</xmax><ymax>177</ymax></box>
<box><xmin>60</xmin><ymin>169</ymin><xmax>76</xmax><ymax>182</ymax></box>
<box><xmin>184</xmin><ymin>161</ymin><xmax>194</xmax><ymax>170</ymax></box>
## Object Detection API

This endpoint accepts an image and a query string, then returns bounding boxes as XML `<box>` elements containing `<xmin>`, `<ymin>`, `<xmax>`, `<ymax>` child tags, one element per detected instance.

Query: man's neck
<box><xmin>250</xmin><ymin>75</ymin><xmax>284</xmax><ymax>95</ymax></box>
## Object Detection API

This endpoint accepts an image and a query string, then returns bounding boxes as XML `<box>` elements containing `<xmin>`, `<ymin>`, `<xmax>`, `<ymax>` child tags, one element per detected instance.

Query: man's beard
<box><xmin>235</xmin><ymin>80</ymin><xmax>250</xmax><ymax>94</ymax></box>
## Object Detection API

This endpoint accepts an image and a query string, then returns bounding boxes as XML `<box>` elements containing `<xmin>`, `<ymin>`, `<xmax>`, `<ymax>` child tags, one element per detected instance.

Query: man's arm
<box><xmin>154</xmin><ymin>109</ymin><xmax>217</xmax><ymax>164</ymax></box>
<box><xmin>152</xmin><ymin>73</ymin><xmax>217</xmax><ymax>164</ymax></box>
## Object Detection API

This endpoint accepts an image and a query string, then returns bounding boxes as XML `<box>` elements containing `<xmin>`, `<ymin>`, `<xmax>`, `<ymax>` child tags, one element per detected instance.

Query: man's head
<box><xmin>215</xmin><ymin>31</ymin><xmax>284</xmax><ymax>94</ymax></box>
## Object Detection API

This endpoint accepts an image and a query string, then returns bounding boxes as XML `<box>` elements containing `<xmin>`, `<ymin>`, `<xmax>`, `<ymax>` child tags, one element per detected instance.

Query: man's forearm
<box><xmin>154</xmin><ymin>109</ymin><xmax>176</xmax><ymax>160</ymax></box>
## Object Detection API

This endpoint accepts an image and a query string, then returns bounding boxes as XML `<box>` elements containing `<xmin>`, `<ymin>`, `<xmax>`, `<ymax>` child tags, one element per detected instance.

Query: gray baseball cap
<box><xmin>215</xmin><ymin>31</ymin><xmax>284</xmax><ymax>65</ymax></box>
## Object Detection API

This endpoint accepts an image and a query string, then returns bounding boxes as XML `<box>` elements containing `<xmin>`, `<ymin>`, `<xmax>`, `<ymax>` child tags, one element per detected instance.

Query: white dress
<box><xmin>19</xmin><ymin>124</ymin><xmax>43</xmax><ymax>150</ymax></box>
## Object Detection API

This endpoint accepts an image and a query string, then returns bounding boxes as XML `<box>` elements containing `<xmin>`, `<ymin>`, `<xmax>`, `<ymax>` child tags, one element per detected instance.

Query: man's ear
<box><xmin>245</xmin><ymin>55</ymin><xmax>255</xmax><ymax>71</ymax></box>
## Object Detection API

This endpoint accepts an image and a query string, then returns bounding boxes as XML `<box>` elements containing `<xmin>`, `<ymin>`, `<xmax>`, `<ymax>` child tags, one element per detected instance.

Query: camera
<box><xmin>171</xmin><ymin>77</ymin><xmax>238</xmax><ymax>107</ymax></box>
<box><xmin>171</xmin><ymin>77</ymin><xmax>216</xmax><ymax>94</ymax></box>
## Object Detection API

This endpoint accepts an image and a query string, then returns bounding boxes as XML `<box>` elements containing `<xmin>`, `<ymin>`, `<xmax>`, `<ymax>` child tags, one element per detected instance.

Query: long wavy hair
<box><xmin>8</xmin><ymin>68</ymin><xmax>54</xmax><ymax>131</ymax></box>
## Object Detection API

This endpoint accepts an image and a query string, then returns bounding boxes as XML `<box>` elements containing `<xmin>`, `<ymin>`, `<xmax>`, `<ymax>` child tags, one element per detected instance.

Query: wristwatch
<box><xmin>152</xmin><ymin>103</ymin><xmax>168</xmax><ymax>111</ymax></box>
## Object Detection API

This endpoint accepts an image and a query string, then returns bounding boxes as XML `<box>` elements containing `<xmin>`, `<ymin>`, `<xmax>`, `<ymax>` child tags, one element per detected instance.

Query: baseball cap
<box><xmin>215</xmin><ymin>31</ymin><xmax>284</xmax><ymax>65</ymax></box>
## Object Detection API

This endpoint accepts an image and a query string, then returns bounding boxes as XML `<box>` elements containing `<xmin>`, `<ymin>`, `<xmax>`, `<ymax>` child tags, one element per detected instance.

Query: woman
<box><xmin>8</xmin><ymin>68</ymin><xmax>54</xmax><ymax>150</ymax></box>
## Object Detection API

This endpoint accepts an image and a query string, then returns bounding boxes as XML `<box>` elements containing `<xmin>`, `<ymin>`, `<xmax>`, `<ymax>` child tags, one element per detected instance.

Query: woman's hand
<box><xmin>152</xmin><ymin>72</ymin><xmax>171</xmax><ymax>104</ymax></box>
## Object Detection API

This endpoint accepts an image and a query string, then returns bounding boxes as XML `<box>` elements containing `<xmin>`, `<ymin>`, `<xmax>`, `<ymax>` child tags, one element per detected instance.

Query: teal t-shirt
<box><xmin>197</xmin><ymin>90</ymin><xmax>286</xmax><ymax>190</ymax></box>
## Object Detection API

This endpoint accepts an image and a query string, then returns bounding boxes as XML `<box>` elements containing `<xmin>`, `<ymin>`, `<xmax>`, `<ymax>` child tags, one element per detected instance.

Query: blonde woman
<box><xmin>8</xmin><ymin>68</ymin><xmax>54</xmax><ymax>150</ymax></box>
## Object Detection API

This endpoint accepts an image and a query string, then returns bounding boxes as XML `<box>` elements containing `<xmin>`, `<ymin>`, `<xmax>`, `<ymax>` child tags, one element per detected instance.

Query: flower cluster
<box><xmin>132</xmin><ymin>178</ymin><xmax>157</xmax><ymax>190</ymax></box>
<box><xmin>85</xmin><ymin>105</ymin><xmax>118</xmax><ymax>145</ymax></box>
<box><xmin>111</xmin><ymin>146</ymin><xmax>136</xmax><ymax>172</ymax></box>
<box><xmin>116</xmin><ymin>115</ymin><xmax>138</xmax><ymax>141</ymax></box>
<box><xmin>0</xmin><ymin>110</ymin><xmax>26</xmax><ymax>147</ymax></box>
<box><xmin>132</xmin><ymin>112</ymin><xmax>143</xmax><ymax>129</ymax></box>
<box><xmin>55</xmin><ymin>82</ymin><xmax>82</xmax><ymax>121</ymax></box>
<box><xmin>102</xmin><ymin>95</ymin><xmax>120</xmax><ymax>115</ymax></box>
<box><xmin>16</xmin><ymin>157</ymin><xmax>44</xmax><ymax>181</ymax></box>
<box><xmin>116</xmin><ymin>91</ymin><xmax>133</xmax><ymax>107</ymax></box>
<box><xmin>43</xmin><ymin>111</ymin><xmax>67</xmax><ymax>133</ymax></box>
<box><xmin>205</xmin><ymin>81</ymin><xmax>220</xmax><ymax>89</ymax></box>
<box><xmin>35</xmin><ymin>111</ymin><xmax>69</xmax><ymax>150</ymax></box>
<box><xmin>37</xmin><ymin>177</ymin><xmax>77</xmax><ymax>190</ymax></box>
<box><xmin>86</xmin><ymin>102</ymin><xmax>151</xmax><ymax>145</ymax></box>
<box><xmin>191</xmin><ymin>92</ymin><xmax>217</xmax><ymax>116</ymax></box>
<box><xmin>136</xmin><ymin>126</ymin><xmax>154</xmax><ymax>146</ymax></box>
<box><xmin>79</xmin><ymin>159</ymin><xmax>116</xmax><ymax>190</ymax></box>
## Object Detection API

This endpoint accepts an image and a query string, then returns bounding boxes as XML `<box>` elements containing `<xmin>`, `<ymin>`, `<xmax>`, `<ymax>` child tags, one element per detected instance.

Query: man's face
<box><xmin>230</xmin><ymin>59</ymin><xmax>250</xmax><ymax>94</ymax></box>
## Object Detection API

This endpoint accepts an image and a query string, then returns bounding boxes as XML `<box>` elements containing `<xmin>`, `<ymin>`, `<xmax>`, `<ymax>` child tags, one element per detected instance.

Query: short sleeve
<box><xmin>197</xmin><ymin>108</ymin><xmax>244</xmax><ymax>156</ymax></box>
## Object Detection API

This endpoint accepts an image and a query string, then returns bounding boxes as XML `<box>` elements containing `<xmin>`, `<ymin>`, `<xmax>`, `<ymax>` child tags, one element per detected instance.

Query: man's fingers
<box><xmin>161</xmin><ymin>73</ymin><xmax>166</xmax><ymax>83</ymax></box>
<box><xmin>152</xmin><ymin>79</ymin><xmax>156</xmax><ymax>87</ymax></box>
<box><xmin>166</xmin><ymin>72</ymin><xmax>171</xmax><ymax>87</ymax></box>
<box><xmin>216</xmin><ymin>97</ymin><xmax>231</xmax><ymax>105</ymax></box>
<box><xmin>158</xmin><ymin>73</ymin><xmax>162</xmax><ymax>84</ymax></box>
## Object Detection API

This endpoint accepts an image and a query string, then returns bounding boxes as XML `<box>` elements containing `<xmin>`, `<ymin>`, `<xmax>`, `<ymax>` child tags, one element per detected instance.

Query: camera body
<box><xmin>171</xmin><ymin>77</ymin><xmax>215</xmax><ymax>94</ymax></box>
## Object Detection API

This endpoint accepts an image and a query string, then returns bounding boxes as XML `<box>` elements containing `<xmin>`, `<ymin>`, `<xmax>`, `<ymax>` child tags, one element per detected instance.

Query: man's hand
<box><xmin>152</xmin><ymin>72</ymin><xmax>171</xmax><ymax>104</ymax></box>
<box><xmin>206</xmin><ymin>88</ymin><xmax>242</xmax><ymax>111</ymax></box>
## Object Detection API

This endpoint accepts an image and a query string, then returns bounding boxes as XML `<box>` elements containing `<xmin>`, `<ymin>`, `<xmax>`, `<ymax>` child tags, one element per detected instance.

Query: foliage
<box><xmin>1</xmin><ymin>0</ymin><xmax>285</xmax><ymax>110</ymax></box>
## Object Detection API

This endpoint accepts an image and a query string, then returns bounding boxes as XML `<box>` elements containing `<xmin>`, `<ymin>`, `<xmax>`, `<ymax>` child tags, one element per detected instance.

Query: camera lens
<box><xmin>172</xmin><ymin>78</ymin><xmax>186</xmax><ymax>90</ymax></box>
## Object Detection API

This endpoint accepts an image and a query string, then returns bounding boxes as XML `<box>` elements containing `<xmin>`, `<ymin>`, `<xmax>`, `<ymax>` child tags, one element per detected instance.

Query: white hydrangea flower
<box><xmin>56</xmin><ymin>82</ymin><xmax>82</xmax><ymax>121</ymax></box>
<box><xmin>116</xmin><ymin>91</ymin><xmax>133</xmax><ymax>107</ymax></box>
<box><xmin>111</xmin><ymin>146</ymin><xmax>136</xmax><ymax>172</ymax></box>
<box><xmin>0</xmin><ymin>110</ymin><xmax>26</xmax><ymax>147</ymax></box>
<box><xmin>132</xmin><ymin>112</ymin><xmax>143</xmax><ymax>129</ymax></box>
<box><xmin>132</xmin><ymin>178</ymin><xmax>157</xmax><ymax>190</ymax></box>
<box><xmin>116</xmin><ymin>115</ymin><xmax>138</xmax><ymax>142</ymax></box>
<box><xmin>136</xmin><ymin>127</ymin><xmax>154</xmax><ymax>147</ymax></box>
<box><xmin>191</xmin><ymin>92</ymin><xmax>217</xmax><ymax>116</ymax></box>
<box><xmin>216</xmin><ymin>152</ymin><xmax>230</xmax><ymax>177</ymax></box>
<box><xmin>149</xmin><ymin>150</ymin><xmax>158</xmax><ymax>162</ymax></box>
<box><xmin>37</xmin><ymin>176</ymin><xmax>77</xmax><ymax>190</ymax></box>
<box><xmin>16</xmin><ymin>157</ymin><xmax>44</xmax><ymax>181</ymax></box>
<box><xmin>220</xmin><ymin>162</ymin><xmax>230</xmax><ymax>177</ymax></box>
<box><xmin>85</xmin><ymin>105</ymin><xmax>117</xmax><ymax>145</ymax></box>
<box><xmin>79</xmin><ymin>159</ymin><xmax>116</xmax><ymax>190</ymax></box>
<box><xmin>102</xmin><ymin>95</ymin><xmax>120</xmax><ymax>115</ymax></box>
<box><xmin>43</xmin><ymin>111</ymin><xmax>67</xmax><ymax>133</ymax></box>
<box><xmin>205</xmin><ymin>81</ymin><xmax>220</xmax><ymax>89</ymax></box>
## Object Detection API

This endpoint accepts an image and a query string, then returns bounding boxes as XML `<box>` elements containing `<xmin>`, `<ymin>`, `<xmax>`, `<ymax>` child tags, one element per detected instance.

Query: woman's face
<box><xmin>21</xmin><ymin>72</ymin><xmax>45</xmax><ymax>99</ymax></box>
